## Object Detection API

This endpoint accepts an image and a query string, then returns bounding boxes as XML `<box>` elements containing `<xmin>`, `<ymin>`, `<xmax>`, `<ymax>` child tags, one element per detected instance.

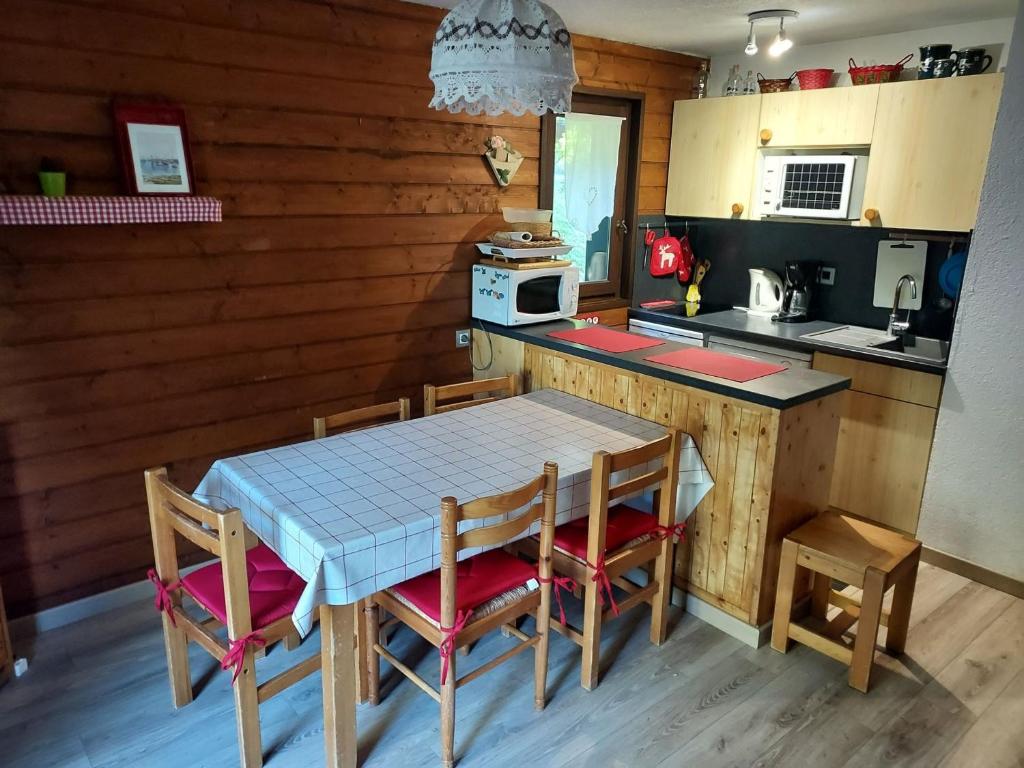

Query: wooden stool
<box><xmin>771</xmin><ymin>512</ymin><xmax>921</xmax><ymax>693</ymax></box>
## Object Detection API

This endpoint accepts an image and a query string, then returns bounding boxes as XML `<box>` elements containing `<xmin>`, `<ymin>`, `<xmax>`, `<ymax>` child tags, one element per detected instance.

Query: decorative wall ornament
<box><xmin>429</xmin><ymin>0</ymin><xmax>578</xmax><ymax>116</ymax></box>
<box><xmin>483</xmin><ymin>135</ymin><xmax>523</xmax><ymax>186</ymax></box>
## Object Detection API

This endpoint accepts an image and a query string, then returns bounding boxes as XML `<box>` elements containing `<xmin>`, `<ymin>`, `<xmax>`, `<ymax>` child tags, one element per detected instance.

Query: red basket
<box><xmin>848</xmin><ymin>54</ymin><xmax>913</xmax><ymax>85</ymax></box>
<box><xmin>796</xmin><ymin>68</ymin><xmax>834</xmax><ymax>90</ymax></box>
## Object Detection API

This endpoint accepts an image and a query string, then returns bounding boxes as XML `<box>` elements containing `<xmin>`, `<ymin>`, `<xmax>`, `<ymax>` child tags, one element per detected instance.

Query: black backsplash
<box><xmin>631</xmin><ymin>215</ymin><xmax>968</xmax><ymax>340</ymax></box>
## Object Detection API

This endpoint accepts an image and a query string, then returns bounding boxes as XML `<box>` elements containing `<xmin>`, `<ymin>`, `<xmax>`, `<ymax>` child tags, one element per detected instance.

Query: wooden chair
<box><xmin>145</xmin><ymin>467</ymin><xmax>320</xmax><ymax>768</ymax></box>
<box><xmin>771</xmin><ymin>511</ymin><xmax>921</xmax><ymax>693</ymax></box>
<box><xmin>519</xmin><ymin>429</ymin><xmax>682</xmax><ymax>690</ymax></box>
<box><xmin>423</xmin><ymin>374</ymin><xmax>519</xmax><ymax>416</ymax></box>
<box><xmin>366</xmin><ymin>462</ymin><xmax>558</xmax><ymax>768</ymax></box>
<box><xmin>313</xmin><ymin>396</ymin><xmax>411</xmax><ymax>438</ymax></box>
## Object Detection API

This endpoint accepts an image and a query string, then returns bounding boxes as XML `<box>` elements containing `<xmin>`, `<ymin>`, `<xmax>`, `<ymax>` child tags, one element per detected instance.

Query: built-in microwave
<box><xmin>757</xmin><ymin>153</ymin><xmax>868</xmax><ymax>220</ymax></box>
<box><xmin>471</xmin><ymin>263</ymin><xmax>579</xmax><ymax>326</ymax></box>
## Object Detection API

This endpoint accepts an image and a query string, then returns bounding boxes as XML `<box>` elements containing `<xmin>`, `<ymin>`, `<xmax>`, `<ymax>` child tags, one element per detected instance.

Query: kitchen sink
<box><xmin>800</xmin><ymin>325</ymin><xmax>948</xmax><ymax>364</ymax></box>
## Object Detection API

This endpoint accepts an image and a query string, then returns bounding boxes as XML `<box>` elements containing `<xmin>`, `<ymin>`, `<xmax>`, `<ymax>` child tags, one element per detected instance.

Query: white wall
<box><xmin>918</xmin><ymin>7</ymin><xmax>1024</xmax><ymax>581</ymax></box>
<box><xmin>708</xmin><ymin>17</ymin><xmax>1015</xmax><ymax>95</ymax></box>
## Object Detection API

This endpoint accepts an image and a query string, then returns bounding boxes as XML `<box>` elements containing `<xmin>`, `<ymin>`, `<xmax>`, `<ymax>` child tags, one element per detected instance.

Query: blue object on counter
<box><xmin>939</xmin><ymin>250</ymin><xmax>968</xmax><ymax>298</ymax></box>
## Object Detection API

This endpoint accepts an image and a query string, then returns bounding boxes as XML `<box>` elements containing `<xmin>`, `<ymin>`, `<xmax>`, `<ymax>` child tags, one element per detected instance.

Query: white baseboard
<box><xmin>11</xmin><ymin>562</ymin><xmax>207</xmax><ymax>641</ymax></box>
<box><xmin>670</xmin><ymin>586</ymin><xmax>771</xmax><ymax>648</ymax></box>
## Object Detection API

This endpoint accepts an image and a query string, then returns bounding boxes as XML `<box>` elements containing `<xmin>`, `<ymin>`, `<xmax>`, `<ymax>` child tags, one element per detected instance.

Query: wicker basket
<box><xmin>796</xmin><ymin>68</ymin><xmax>834</xmax><ymax>90</ymax></box>
<box><xmin>757</xmin><ymin>72</ymin><xmax>796</xmax><ymax>93</ymax></box>
<box><xmin>849</xmin><ymin>55</ymin><xmax>913</xmax><ymax>85</ymax></box>
<box><xmin>506</xmin><ymin>221</ymin><xmax>553</xmax><ymax>237</ymax></box>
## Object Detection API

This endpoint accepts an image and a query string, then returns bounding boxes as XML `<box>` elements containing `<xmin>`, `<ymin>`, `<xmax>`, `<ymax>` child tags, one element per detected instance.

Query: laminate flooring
<box><xmin>1</xmin><ymin>562</ymin><xmax>1021</xmax><ymax>768</ymax></box>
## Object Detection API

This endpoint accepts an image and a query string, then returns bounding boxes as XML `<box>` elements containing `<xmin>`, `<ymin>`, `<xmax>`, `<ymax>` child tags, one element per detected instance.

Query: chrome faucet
<box><xmin>888</xmin><ymin>274</ymin><xmax>918</xmax><ymax>336</ymax></box>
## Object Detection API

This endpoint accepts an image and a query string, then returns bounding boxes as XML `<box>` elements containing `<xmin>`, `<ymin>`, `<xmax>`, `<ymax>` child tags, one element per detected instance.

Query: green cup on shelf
<box><xmin>38</xmin><ymin>171</ymin><xmax>66</xmax><ymax>198</ymax></box>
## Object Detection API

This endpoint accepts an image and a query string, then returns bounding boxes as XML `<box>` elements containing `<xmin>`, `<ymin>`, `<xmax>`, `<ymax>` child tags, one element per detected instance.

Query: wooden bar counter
<box><xmin>473</xmin><ymin>320</ymin><xmax>851</xmax><ymax>634</ymax></box>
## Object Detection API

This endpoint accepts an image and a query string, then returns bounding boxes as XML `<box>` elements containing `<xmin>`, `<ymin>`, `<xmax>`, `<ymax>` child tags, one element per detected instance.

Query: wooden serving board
<box><xmin>479</xmin><ymin>258</ymin><xmax>573</xmax><ymax>270</ymax></box>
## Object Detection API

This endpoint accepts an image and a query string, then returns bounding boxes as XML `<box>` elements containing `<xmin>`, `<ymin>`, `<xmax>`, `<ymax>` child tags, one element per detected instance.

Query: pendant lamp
<box><xmin>429</xmin><ymin>0</ymin><xmax>579</xmax><ymax>116</ymax></box>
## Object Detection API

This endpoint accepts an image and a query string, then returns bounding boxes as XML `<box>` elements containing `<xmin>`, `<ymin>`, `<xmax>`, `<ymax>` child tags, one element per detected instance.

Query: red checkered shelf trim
<box><xmin>0</xmin><ymin>195</ymin><xmax>222</xmax><ymax>226</ymax></box>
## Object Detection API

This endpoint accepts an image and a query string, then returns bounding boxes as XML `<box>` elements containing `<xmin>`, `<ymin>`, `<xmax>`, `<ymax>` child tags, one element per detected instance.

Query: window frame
<box><xmin>539</xmin><ymin>87</ymin><xmax>645</xmax><ymax>309</ymax></box>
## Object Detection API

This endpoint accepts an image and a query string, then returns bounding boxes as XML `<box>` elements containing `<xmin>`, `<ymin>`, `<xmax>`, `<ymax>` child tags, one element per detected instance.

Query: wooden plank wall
<box><xmin>0</xmin><ymin>0</ymin><xmax>702</xmax><ymax>617</ymax></box>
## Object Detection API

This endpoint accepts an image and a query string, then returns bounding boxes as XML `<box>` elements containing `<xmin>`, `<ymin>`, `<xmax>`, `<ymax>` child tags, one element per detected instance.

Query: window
<box><xmin>541</xmin><ymin>91</ymin><xmax>641</xmax><ymax>304</ymax></box>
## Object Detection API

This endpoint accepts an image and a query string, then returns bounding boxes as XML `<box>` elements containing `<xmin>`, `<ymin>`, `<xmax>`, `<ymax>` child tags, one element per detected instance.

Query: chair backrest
<box><xmin>438</xmin><ymin>462</ymin><xmax>558</xmax><ymax>628</ymax></box>
<box><xmin>586</xmin><ymin>430</ymin><xmax>682</xmax><ymax>560</ymax></box>
<box><xmin>423</xmin><ymin>374</ymin><xmax>519</xmax><ymax>416</ymax></box>
<box><xmin>313</xmin><ymin>396</ymin><xmax>412</xmax><ymax>439</ymax></box>
<box><xmin>144</xmin><ymin>467</ymin><xmax>255</xmax><ymax>639</ymax></box>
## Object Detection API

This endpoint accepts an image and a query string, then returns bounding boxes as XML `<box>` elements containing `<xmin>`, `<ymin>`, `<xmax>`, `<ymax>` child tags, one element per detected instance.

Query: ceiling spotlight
<box><xmin>744</xmin><ymin>22</ymin><xmax>758</xmax><ymax>55</ymax></box>
<box><xmin>769</xmin><ymin>18</ymin><xmax>793</xmax><ymax>57</ymax></box>
<box><xmin>745</xmin><ymin>10</ymin><xmax>798</xmax><ymax>57</ymax></box>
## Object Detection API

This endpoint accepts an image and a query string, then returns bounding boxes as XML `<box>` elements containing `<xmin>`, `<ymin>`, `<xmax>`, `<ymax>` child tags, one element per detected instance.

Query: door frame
<box><xmin>539</xmin><ymin>86</ymin><xmax>645</xmax><ymax>308</ymax></box>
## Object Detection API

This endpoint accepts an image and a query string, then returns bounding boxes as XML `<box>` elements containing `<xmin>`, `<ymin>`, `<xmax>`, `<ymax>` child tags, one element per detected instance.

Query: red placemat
<box><xmin>547</xmin><ymin>326</ymin><xmax>664</xmax><ymax>353</ymax></box>
<box><xmin>644</xmin><ymin>347</ymin><xmax>785</xmax><ymax>382</ymax></box>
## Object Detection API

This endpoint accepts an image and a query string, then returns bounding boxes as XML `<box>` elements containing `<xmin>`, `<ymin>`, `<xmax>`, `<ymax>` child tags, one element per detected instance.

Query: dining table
<box><xmin>194</xmin><ymin>388</ymin><xmax>713</xmax><ymax>767</ymax></box>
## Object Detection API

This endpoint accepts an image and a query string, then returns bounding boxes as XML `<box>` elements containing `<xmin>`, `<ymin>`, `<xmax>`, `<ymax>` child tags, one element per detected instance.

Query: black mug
<box><xmin>919</xmin><ymin>43</ymin><xmax>954</xmax><ymax>79</ymax></box>
<box><xmin>956</xmin><ymin>47</ymin><xmax>993</xmax><ymax>76</ymax></box>
<box><xmin>932</xmin><ymin>58</ymin><xmax>957</xmax><ymax>78</ymax></box>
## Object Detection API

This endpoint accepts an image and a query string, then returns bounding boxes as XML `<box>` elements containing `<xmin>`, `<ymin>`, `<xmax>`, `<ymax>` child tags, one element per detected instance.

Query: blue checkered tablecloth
<box><xmin>195</xmin><ymin>389</ymin><xmax>712</xmax><ymax>635</ymax></box>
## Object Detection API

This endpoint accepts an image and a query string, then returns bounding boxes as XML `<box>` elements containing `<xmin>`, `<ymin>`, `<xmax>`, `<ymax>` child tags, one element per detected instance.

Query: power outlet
<box><xmin>818</xmin><ymin>266</ymin><xmax>836</xmax><ymax>286</ymax></box>
<box><xmin>455</xmin><ymin>329</ymin><xmax>471</xmax><ymax>348</ymax></box>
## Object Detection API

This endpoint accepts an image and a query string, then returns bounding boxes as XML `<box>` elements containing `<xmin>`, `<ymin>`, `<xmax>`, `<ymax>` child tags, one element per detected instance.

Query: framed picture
<box><xmin>113</xmin><ymin>102</ymin><xmax>196</xmax><ymax>195</ymax></box>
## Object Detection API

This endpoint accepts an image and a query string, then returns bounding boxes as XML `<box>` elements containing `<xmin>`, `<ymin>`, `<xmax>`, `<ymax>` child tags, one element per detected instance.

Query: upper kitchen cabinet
<box><xmin>757</xmin><ymin>85</ymin><xmax>879</xmax><ymax>147</ymax></box>
<box><xmin>861</xmin><ymin>74</ymin><xmax>1003</xmax><ymax>232</ymax></box>
<box><xmin>665</xmin><ymin>95</ymin><xmax>761</xmax><ymax>219</ymax></box>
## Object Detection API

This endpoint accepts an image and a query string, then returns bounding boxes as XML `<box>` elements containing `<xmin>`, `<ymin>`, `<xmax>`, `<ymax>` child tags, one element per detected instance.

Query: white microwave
<box><xmin>471</xmin><ymin>263</ymin><xmax>579</xmax><ymax>326</ymax></box>
<box><xmin>757</xmin><ymin>154</ymin><xmax>868</xmax><ymax>220</ymax></box>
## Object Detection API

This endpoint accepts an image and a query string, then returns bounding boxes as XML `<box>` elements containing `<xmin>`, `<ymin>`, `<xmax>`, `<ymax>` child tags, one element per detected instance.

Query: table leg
<box><xmin>322</xmin><ymin>603</ymin><xmax>358</xmax><ymax>768</ymax></box>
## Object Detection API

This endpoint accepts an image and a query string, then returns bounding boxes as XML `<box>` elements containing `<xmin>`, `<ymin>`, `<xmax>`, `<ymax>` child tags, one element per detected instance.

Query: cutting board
<box><xmin>873</xmin><ymin>240</ymin><xmax>926</xmax><ymax>310</ymax></box>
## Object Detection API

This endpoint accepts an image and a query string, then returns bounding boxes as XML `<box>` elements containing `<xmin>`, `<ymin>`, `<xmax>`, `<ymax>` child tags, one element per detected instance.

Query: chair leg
<box><xmin>232</xmin><ymin>649</ymin><xmax>263</xmax><ymax>768</ymax></box>
<box><xmin>283</xmin><ymin>630</ymin><xmax>301</xmax><ymax>652</ymax></box>
<box><xmin>440</xmin><ymin>654</ymin><xmax>456</xmax><ymax>768</ymax></box>
<box><xmin>810</xmin><ymin>571</ymin><xmax>831</xmax><ymax>621</ymax></box>
<box><xmin>849</xmin><ymin>567</ymin><xmax>886</xmax><ymax>693</ymax></box>
<box><xmin>535</xmin><ymin>588</ymin><xmax>553</xmax><ymax>711</ymax></box>
<box><xmin>580</xmin><ymin>572</ymin><xmax>603</xmax><ymax>691</ymax></box>
<box><xmin>365</xmin><ymin>599</ymin><xmax>381</xmax><ymax>706</ymax></box>
<box><xmin>160</xmin><ymin>613</ymin><xmax>193</xmax><ymax>708</ymax></box>
<box><xmin>885</xmin><ymin>551</ymin><xmax>919</xmax><ymax>655</ymax></box>
<box><xmin>355</xmin><ymin>599</ymin><xmax>369</xmax><ymax>704</ymax></box>
<box><xmin>770</xmin><ymin>539</ymin><xmax>801</xmax><ymax>653</ymax></box>
<box><xmin>649</xmin><ymin>539</ymin><xmax>674</xmax><ymax>646</ymax></box>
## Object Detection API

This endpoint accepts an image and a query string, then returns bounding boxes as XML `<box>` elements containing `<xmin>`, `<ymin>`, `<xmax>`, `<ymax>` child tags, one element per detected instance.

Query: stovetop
<box><xmin>634</xmin><ymin>301</ymin><xmax>734</xmax><ymax>319</ymax></box>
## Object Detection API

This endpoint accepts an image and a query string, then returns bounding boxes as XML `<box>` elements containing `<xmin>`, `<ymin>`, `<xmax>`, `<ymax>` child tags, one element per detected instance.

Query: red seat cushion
<box><xmin>181</xmin><ymin>543</ymin><xmax>305</xmax><ymax>631</ymax></box>
<box><xmin>552</xmin><ymin>504</ymin><xmax>659</xmax><ymax>561</ymax></box>
<box><xmin>389</xmin><ymin>549</ymin><xmax>536</xmax><ymax>624</ymax></box>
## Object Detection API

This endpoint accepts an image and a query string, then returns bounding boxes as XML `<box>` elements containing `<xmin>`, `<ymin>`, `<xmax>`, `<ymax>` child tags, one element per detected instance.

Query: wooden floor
<box><xmin>1</xmin><ymin>562</ymin><xmax>1021</xmax><ymax>768</ymax></box>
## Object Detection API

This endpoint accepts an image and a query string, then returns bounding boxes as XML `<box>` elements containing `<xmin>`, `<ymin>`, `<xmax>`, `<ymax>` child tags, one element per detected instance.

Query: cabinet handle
<box><xmin>759</xmin><ymin>128</ymin><xmax>773</xmax><ymax>144</ymax></box>
<box><xmin>864</xmin><ymin>208</ymin><xmax>879</xmax><ymax>222</ymax></box>
<box><xmin>731</xmin><ymin>202</ymin><xmax>744</xmax><ymax>215</ymax></box>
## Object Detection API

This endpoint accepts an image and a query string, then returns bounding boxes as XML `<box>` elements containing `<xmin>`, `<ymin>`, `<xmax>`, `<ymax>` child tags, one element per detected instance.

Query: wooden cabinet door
<box><xmin>861</xmin><ymin>74</ymin><xmax>1003</xmax><ymax>231</ymax></box>
<box><xmin>665</xmin><ymin>95</ymin><xmax>761</xmax><ymax>219</ymax></box>
<box><xmin>758</xmin><ymin>85</ymin><xmax>879</xmax><ymax>147</ymax></box>
<box><xmin>828</xmin><ymin>390</ymin><xmax>937</xmax><ymax>533</ymax></box>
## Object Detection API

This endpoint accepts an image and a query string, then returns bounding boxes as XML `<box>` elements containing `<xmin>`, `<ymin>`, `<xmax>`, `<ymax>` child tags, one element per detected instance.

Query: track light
<box><xmin>769</xmin><ymin>18</ymin><xmax>793</xmax><ymax>57</ymax></box>
<box><xmin>745</xmin><ymin>10</ymin><xmax>798</xmax><ymax>57</ymax></box>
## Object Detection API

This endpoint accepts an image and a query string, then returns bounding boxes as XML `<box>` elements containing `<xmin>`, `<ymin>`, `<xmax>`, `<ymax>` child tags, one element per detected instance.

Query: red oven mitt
<box><xmin>650</xmin><ymin>230</ymin><xmax>681</xmax><ymax>277</ymax></box>
<box><xmin>676</xmin><ymin>234</ymin><xmax>695</xmax><ymax>283</ymax></box>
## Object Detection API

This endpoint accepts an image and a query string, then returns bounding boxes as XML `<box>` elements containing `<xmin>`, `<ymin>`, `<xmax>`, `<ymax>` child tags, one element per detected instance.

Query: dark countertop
<box><xmin>628</xmin><ymin>306</ymin><xmax>948</xmax><ymax>374</ymax></box>
<box><xmin>480</xmin><ymin>320</ymin><xmax>850</xmax><ymax>410</ymax></box>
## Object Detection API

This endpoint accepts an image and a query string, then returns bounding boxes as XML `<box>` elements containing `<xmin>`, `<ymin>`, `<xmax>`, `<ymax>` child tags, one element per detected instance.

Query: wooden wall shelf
<box><xmin>0</xmin><ymin>195</ymin><xmax>222</xmax><ymax>226</ymax></box>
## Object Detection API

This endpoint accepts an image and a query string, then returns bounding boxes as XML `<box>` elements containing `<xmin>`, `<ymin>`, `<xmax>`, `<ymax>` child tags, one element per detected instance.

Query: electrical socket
<box><xmin>818</xmin><ymin>266</ymin><xmax>836</xmax><ymax>286</ymax></box>
<box><xmin>455</xmin><ymin>329</ymin><xmax>471</xmax><ymax>348</ymax></box>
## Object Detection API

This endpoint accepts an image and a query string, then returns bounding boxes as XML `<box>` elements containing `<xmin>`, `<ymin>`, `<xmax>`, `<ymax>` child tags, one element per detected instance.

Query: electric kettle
<box><xmin>748</xmin><ymin>268</ymin><xmax>784</xmax><ymax>316</ymax></box>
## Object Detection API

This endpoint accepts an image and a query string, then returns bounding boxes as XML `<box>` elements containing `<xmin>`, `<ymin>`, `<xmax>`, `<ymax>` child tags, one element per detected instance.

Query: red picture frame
<box><xmin>113</xmin><ymin>102</ymin><xmax>196</xmax><ymax>196</ymax></box>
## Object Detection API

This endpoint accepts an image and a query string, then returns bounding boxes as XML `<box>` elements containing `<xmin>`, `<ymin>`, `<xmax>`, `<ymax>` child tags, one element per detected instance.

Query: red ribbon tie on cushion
<box><xmin>587</xmin><ymin>552</ymin><xmax>619</xmax><ymax>617</ymax></box>
<box><xmin>221</xmin><ymin>631</ymin><xmax>267</xmax><ymax>684</ymax></box>
<box><xmin>146</xmin><ymin>568</ymin><xmax>181</xmax><ymax>627</ymax></box>
<box><xmin>439</xmin><ymin>609</ymin><xmax>473</xmax><ymax>686</ymax></box>
<box><xmin>538</xmin><ymin>574</ymin><xmax>577</xmax><ymax>625</ymax></box>
<box><xmin>652</xmin><ymin>522</ymin><xmax>688</xmax><ymax>543</ymax></box>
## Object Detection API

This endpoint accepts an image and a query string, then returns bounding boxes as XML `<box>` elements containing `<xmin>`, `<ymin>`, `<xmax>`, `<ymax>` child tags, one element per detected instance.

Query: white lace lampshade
<box><xmin>429</xmin><ymin>0</ymin><xmax>579</xmax><ymax>116</ymax></box>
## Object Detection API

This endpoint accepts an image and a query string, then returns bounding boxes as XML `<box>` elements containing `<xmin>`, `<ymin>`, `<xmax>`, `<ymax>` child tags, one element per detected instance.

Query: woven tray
<box><xmin>489</xmin><ymin>233</ymin><xmax>565</xmax><ymax>249</ymax></box>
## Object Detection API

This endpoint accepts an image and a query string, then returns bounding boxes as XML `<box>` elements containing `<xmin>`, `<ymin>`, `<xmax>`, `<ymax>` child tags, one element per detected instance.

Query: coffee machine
<box><xmin>776</xmin><ymin>261</ymin><xmax>815</xmax><ymax>322</ymax></box>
